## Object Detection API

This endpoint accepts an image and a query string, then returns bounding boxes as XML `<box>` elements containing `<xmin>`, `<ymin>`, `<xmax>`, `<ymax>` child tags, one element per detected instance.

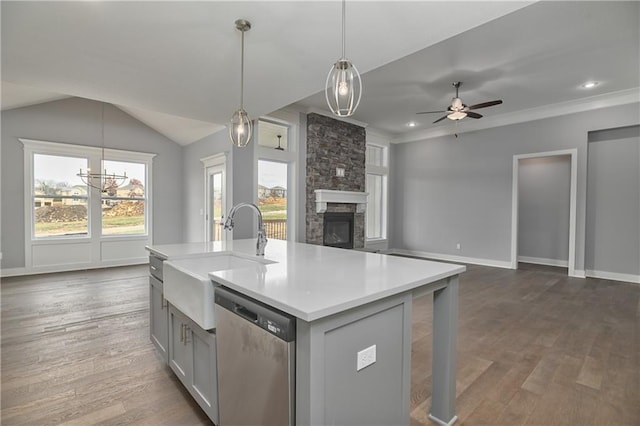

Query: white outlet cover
<box><xmin>357</xmin><ymin>344</ymin><xmax>377</xmax><ymax>371</ymax></box>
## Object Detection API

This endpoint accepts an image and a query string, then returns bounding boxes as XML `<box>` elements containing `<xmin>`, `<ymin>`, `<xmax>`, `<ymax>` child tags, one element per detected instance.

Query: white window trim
<box><xmin>255</xmin><ymin>116</ymin><xmax>299</xmax><ymax>242</ymax></box>
<box><xmin>365</xmin><ymin>137</ymin><xmax>390</xmax><ymax>245</ymax></box>
<box><xmin>20</xmin><ymin>138</ymin><xmax>155</xmax><ymax>271</ymax></box>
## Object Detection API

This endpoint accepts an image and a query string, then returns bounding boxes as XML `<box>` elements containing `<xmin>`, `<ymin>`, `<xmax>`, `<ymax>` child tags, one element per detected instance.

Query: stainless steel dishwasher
<box><xmin>214</xmin><ymin>285</ymin><xmax>295</xmax><ymax>426</ymax></box>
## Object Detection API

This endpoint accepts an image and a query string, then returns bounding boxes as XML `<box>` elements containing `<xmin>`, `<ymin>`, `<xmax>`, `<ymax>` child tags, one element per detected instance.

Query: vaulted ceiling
<box><xmin>2</xmin><ymin>1</ymin><xmax>638</xmax><ymax>145</ymax></box>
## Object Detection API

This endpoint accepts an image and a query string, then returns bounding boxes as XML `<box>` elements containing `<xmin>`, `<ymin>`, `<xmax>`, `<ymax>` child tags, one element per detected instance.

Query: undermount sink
<box><xmin>163</xmin><ymin>254</ymin><xmax>274</xmax><ymax>330</ymax></box>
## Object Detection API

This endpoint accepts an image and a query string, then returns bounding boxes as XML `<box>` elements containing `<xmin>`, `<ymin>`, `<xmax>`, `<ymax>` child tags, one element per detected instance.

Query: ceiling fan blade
<box><xmin>466</xmin><ymin>111</ymin><xmax>483</xmax><ymax>119</ymax></box>
<box><xmin>467</xmin><ymin>100</ymin><xmax>503</xmax><ymax>110</ymax></box>
<box><xmin>433</xmin><ymin>115</ymin><xmax>448</xmax><ymax>124</ymax></box>
<box><xmin>416</xmin><ymin>110</ymin><xmax>447</xmax><ymax>115</ymax></box>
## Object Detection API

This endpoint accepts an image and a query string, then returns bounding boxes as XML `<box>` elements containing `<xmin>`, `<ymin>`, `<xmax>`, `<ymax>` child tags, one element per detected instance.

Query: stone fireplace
<box><xmin>305</xmin><ymin>113</ymin><xmax>366</xmax><ymax>248</ymax></box>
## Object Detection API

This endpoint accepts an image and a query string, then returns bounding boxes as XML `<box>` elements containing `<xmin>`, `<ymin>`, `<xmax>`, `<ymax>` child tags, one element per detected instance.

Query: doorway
<box><xmin>511</xmin><ymin>149</ymin><xmax>577</xmax><ymax>276</ymax></box>
<box><xmin>202</xmin><ymin>153</ymin><xmax>228</xmax><ymax>242</ymax></box>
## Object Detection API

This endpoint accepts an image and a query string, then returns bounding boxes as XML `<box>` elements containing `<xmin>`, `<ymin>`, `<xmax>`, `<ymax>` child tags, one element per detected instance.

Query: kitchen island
<box><xmin>147</xmin><ymin>239</ymin><xmax>464</xmax><ymax>426</ymax></box>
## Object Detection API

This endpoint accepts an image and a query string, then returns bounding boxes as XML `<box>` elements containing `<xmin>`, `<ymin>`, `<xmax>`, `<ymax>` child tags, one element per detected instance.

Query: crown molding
<box><xmin>393</xmin><ymin>87</ymin><xmax>640</xmax><ymax>144</ymax></box>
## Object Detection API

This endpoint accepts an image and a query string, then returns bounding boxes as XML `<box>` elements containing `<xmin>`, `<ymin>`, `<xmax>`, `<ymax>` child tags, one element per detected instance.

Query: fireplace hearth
<box><xmin>323</xmin><ymin>212</ymin><xmax>354</xmax><ymax>249</ymax></box>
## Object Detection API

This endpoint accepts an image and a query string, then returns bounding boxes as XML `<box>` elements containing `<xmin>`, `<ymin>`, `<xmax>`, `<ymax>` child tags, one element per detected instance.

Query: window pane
<box><xmin>366</xmin><ymin>145</ymin><xmax>383</xmax><ymax>167</ymax></box>
<box><xmin>258</xmin><ymin>160</ymin><xmax>288</xmax><ymax>240</ymax></box>
<box><xmin>34</xmin><ymin>198</ymin><xmax>88</xmax><ymax>237</ymax></box>
<box><xmin>101</xmin><ymin>161</ymin><xmax>146</xmax><ymax>235</ymax></box>
<box><xmin>34</xmin><ymin>154</ymin><xmax>88</xmax><ymax>193</ymax></box>
<box><xmin>367</xmin><ymin>174</ymin><xmax>383</xmax><ymax>239</ymax></box>
<box><xmin>33</xmin><ymin>154</ymin><xmax>89</xmax><ymax>238</ymax></box>
<box><xmin>102</xmin><ymin>200</ymin><xmax>145</xmax><ymax>235</ymax></box>
<box><xmin>258</xmin><ymin>120</ymin><xmax>289</xmax><ymax>151</ymax></box>
<box><xmin>103</xmin><ymin>160</ymin><xmax>145</xmax><ymax>197</ymax></box>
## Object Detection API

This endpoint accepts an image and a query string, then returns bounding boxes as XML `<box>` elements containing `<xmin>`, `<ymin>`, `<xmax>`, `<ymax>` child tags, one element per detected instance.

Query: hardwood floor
<box><xmin>2</xmin><ymin>263</ymin><xmax>638</xmax><ymax>425</ymax></box>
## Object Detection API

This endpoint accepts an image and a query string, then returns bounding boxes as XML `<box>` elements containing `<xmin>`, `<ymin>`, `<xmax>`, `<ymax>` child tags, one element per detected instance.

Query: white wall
<box><xmin>389</xmin><ymin>102</ymin><xmax>639</xmax><ymax>273</ymax></box>
<box><xmin>0</xmin><ymin>98</ymin><xmax>184</xmax><ymax>270</ymax></box>
<box><xmin>586</xmin><ymin>125</ymin><xmax>640</xmax><ymax>280</ymax></box>
<box><xmin>518</xmin><ymin>155</ymin><xmax>571</xmax><ymax>265</ymax></box>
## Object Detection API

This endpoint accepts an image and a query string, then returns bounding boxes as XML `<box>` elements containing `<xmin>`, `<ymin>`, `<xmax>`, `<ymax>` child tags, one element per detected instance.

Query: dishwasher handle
<box><xmin>235</xmin><ymin>304</ymin><xmax>258</xmax><ymax>323</ymax></box>
<box><xmin>214</xmin><ymin>285</ymin><xmax>296</xmax><ymax>342</ymax></box>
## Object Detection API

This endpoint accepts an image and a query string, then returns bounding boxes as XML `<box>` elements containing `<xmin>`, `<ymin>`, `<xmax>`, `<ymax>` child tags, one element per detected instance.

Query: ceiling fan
<box><xmin>416</xmin><ymin>82</ymin><xmax>503</xmax><ymax>124</ymax></box>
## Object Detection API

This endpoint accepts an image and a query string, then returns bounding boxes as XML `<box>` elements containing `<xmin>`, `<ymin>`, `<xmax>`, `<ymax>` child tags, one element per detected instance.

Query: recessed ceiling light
<box><xmin>581</xmin><ymin>81</ymin><xmax>599</xmax><ymax>89</ymax></box>
<box><xmin>407</xmin><ymin>121</ymin><xmax>417</xmax><ymax>127</ymax></box>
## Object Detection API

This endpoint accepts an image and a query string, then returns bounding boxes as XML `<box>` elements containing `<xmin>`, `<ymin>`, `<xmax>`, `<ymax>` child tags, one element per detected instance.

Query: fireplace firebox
<box><xmin>323</xmin><ymin>212</ymin><xmax>354</xmax><ymax>249</ymax></box>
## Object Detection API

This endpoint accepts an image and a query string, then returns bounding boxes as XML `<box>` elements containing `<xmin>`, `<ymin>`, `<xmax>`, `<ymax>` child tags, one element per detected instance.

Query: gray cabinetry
<box><xmin>149</xmin><ymin>255</ymin><xmax>168</xmax><ymax>363</ymax></box>
<box><xmin>168</xmin><ymin>304</ymin><xmax>219</xmax><ymax>424</ymax></box>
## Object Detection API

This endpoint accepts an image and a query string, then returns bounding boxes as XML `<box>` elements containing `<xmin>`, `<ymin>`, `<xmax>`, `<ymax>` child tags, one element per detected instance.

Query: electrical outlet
<box><xmin>357</xmin><ymin>344</ymin><xmax>376</xmax><ymax>371</ymax></box>
<box><xmin>456</xmin><ymin>243</ymin><xmax>461</xmax><ymax>250</ymax></box>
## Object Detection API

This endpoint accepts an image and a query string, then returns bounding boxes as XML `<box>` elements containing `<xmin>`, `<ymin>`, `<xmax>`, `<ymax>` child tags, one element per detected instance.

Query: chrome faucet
<box><xmin>224</xmin><ymin>203</ymin><xmax>268</xmax><ymax>256</ymax></box>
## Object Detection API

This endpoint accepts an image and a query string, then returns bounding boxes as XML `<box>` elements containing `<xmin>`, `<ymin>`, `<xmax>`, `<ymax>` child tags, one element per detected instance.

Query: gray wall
<box><xmin>518</xmin><ymin>155</ymin><xmax>571</xmax><ymax>263</ymax></box>
<box><xmin>182</xmin><ymin>129</ymin><xmax>231</xmax><ymax>242</ymax></box>
<box><xmin>0</xmin><ymin>98</ymin><xmax>183</xmax><ymax>269</ymax></box>
<box><xmin>390</xmin><ymin>103</ymin><xmax>639</xmax><ymax>272</ymax></box>
<box><xmin>586</xmin><ymin>125</ymin><xmax>640</xmax><ymax>276</ymax></box>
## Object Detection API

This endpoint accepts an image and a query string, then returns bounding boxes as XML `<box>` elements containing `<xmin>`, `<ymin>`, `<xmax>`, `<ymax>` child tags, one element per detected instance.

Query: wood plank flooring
<box><xmin>2</xmin><ymin>262</ymin><xmax>639</xmax><ymax>425</ymax></box>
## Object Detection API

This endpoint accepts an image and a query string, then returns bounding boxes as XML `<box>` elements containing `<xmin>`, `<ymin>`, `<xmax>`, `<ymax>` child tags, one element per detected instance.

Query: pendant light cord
<box><xmin>341</xmin><ymin>0</ymin><xmax>346</xmax><ymax>58</ymax></box>
<box><xmin>240</xmin><ymin>29</ymin><xmax>245</xmax><ymax>109</ymax></box>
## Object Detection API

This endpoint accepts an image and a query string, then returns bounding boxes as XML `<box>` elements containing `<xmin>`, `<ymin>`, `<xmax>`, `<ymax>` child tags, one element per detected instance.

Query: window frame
<box><xmin>99</xmin><ymin>158</ymin><xmax>149</xmax><ymax>237</ymax></box>
<box><xmin>365</xmin><ymin>141</ymin><xmax>389</xmax><ymax>244</ymax></box>
<box><xmin>255</xmin><ymin>116</ymin><xmax>299</xmax><ymax>242</ymax></box>
<box><xmin>21</xmin><ymin>139</ymin><xmax>155</xmax><ymax>270</ymax></box>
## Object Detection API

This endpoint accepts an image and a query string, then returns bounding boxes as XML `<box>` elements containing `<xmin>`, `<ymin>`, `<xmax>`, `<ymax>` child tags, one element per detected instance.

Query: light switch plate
<box><xmin>336</xmin><ymin>167</ymin><xmax>345</xmax><ymax>177</ymax></box>
<box><xmin>357</xmin><ymin>344</ymin><xmax>376</xmax><ymax>371</ymax></box>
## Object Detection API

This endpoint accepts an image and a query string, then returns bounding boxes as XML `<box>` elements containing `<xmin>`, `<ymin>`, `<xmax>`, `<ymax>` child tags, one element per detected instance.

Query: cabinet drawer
<box><xmin>149</xmin><ymin>255</ymin><xmax>164</xmax><ymax>281</ymax></box>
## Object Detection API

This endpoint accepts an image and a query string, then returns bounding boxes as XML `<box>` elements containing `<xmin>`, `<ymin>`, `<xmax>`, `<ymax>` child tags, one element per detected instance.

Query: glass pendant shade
<box><xmin>229</xmin><ymin>108</ymin><xmax>252</xmax><ymax>148</ymax></box>
<box><xmin>325</xmin><ymin>58</ymin><xmax>362</xmax><ymax>117</ymax></box>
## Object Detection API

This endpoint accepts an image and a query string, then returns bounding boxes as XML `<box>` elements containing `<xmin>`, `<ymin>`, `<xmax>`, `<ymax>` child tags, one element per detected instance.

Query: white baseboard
<box><xmin>1</xmin><ymin>257</ymin><xmax>148</xmax><ymax>278</ymax></box>
<box><xmin>572</xmin><ymin>269</ymin><xmax>586</xmax><ymax>278</ymax></box>
<box><xmin>518</xmin><ymin>256</ymin><xmax>568</xmax><ymax>267</ymax></box>
<box><xmin>585</xmin><ymin>269</ymin><xmax>640</xmax><ymax>284</ymax></box>
<box><xmin>388</xmin><ymin>248</ymin><xmax>512</xmax><ymax>269</ymax></box>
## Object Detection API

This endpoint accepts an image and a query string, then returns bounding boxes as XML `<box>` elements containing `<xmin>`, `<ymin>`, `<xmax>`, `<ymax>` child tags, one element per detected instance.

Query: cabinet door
<box><xmin>149</xmin><ymin>276</ymin><xmax>168</xmax><ymax>363</ymax></box>
<box><xmin>168</xmin><ymin>305</ymin><xmax>190</xmax><ymax>383</ymax></box>
<box><xmin>188</xmin><ymin>324</ymin><xmax>219</xmax><ymax>425</ymax></box>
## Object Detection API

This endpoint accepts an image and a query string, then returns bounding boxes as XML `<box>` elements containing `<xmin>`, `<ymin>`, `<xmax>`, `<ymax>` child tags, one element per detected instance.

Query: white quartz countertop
<box><xmin>146</xmin><ymin>239</ymin><xmax>465</xmax><ymax>322</ymax></box>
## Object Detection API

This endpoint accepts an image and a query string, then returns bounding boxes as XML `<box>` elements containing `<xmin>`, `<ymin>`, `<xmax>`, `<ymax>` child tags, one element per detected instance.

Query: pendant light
<box><xmin>325</xmin><ymin>0</ymin><xmax>362</xmax><ymax>117</ymax></box>
<box><xmin>229</xmin><ymin>19</ymin><xmax>252</xmax><ymax>147</ymax></box>
<box><xmin>77</xmin><ymin>104</ymin><xmax>128</xmax><ymax>193</ymax></box>
<box><xmin>274</xmin><ymin>134</ymin><xmax>284</xmax><ymax>151</ymax></box>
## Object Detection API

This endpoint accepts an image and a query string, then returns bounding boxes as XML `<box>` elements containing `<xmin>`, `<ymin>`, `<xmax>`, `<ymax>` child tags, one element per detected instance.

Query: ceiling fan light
<box><xmin>326</xmin><ymin>58</ymin><xmax>362</xmax><ymax>117</ymax></box>
<box><xmin>447</xmin><ymin>111</ymin><xmax>467</xmax><ymax>120</ymax></box>
<box><xmin>229</xmin><ymin>108</ymin><xmax>252</xmax><ymax>147</ymax></box>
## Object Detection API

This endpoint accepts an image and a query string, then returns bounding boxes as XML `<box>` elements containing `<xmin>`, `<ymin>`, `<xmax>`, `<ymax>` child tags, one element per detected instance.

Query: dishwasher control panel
<box><xmin>214</xmin><ymin>285</ymin><xmax>296</xmax><ymax>342</ymax></box>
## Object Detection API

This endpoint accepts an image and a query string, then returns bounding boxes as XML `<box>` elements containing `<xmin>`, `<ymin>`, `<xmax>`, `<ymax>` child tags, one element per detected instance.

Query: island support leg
<box><xmin>429</xmin><ymin>275</ymin><xmax>459</xmax><ymax>426</ymax></box>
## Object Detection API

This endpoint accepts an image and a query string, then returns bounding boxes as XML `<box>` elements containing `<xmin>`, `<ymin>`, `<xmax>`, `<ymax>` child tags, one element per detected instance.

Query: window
<box><xmin>255</xmin><ymin>115</ymin><xmax>298</xmax><ymax>242</ymax></box>
<box><xmin>22</xmin><ymin>138</ymin><xmax>155</xmax><ymax>272</ymax></box>
<box><xmin>257</xmin><ymin>160</ymin><xmax>288</xmax><ymax>240</ymax></box>
<box><xmin>33</xmin><ymin>154</ymin><xmax>89</xmax><ymax>238</ymax></box>
<box><xmin>366</xmin><ymin>143</ymin><xmax>388</xmax><ymax>241</ymax></box>
<box><xmin>101</xmin><ymin>160</ymin><xmax>147</xmax><ymax>236</ymax></box>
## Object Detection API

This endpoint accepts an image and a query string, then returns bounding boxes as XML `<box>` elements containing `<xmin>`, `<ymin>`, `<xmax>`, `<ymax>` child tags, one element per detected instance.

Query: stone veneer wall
<box><xmin>305</xmin><ymin>113</ymin><xmax>366</xmax><ymax>247</ymax></box>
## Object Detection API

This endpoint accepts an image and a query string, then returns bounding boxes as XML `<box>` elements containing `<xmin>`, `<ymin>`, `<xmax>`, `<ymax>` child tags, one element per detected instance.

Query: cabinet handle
<box><xmin>180</xmin><ymin>323</ymin><xmax>184</xmax><ymax>343</ymax></box>
<box><xmin>184</xmin><ymin>326</ymin><xmax>190</xmax><ymax>345</ymax></box>
<box><xmin>150</xmin><ymin>265</ymin><xmax>157</xmax><ymax>271</ymax></box>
